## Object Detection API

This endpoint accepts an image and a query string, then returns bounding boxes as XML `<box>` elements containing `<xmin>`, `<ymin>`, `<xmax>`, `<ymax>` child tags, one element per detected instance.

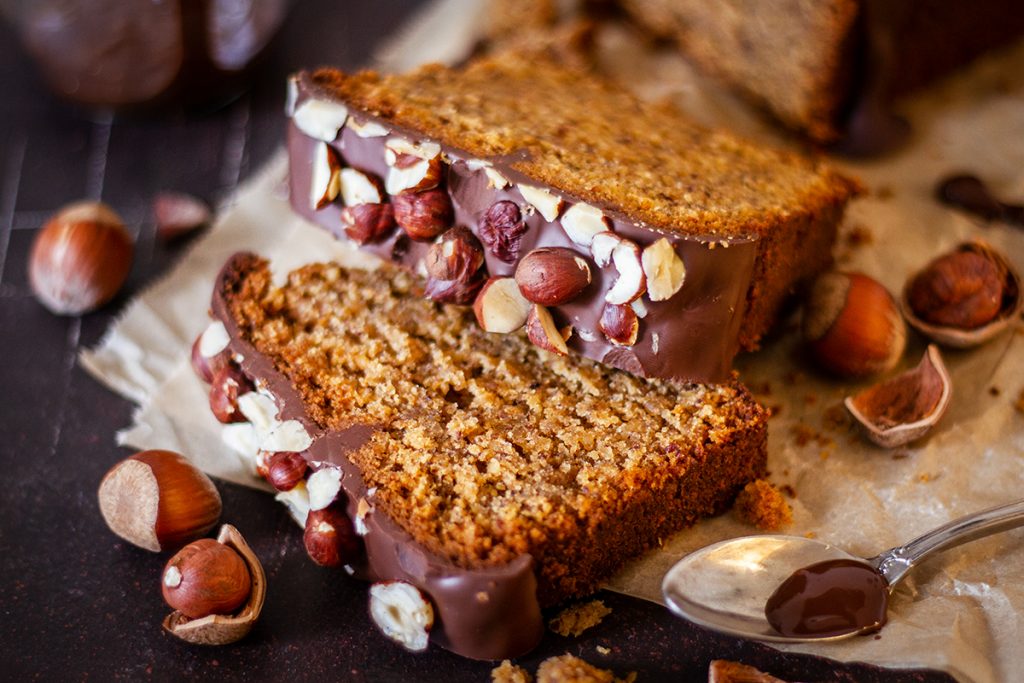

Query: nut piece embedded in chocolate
<box><xmin>606</xmin><ymin>240</ymin><xmax>647</xmax><ymax>305</ymax></box>
<box><xmin>341</xmin><ymin>203</ymin><xmax>396</xmax><ymax>244</ymax></box>
<box><xmin>209</xmin><ymin>365</ymin><xmax>254</xmax><ymax>424</ymax></box>
<box><xmin>385</xmin><ymin>139</ymin><xmax>443</xmax><ymax>194</ymax></box>
<box><xmin>265</xmin><ymin>451</ymin><xmax>308</xmax><ymax>492</ymax></box>
<box><xmin>303</xmin><ymin>506</ymin><xmax>362</xmax><ymax>567</ymax></box>
<box><xmin>310</xmin><ymin>143</ymin><xmax>342</xmax><ymax>210</ymax></box>
<box><xmin>340</xmin><ymin>167</ymin><xmax>385</xmax><ymax>207</ymax></box>
<box><xmin>369</xmin><ymin>581</ymin><xmax>435</xmax><ymax>652</ymax></box>
<box><xmin>474</xmin><ymin>277</ymin><xmax>532</xmax><ymax>333</ymax></box>
<box><xmin>293</xmin><ymin>99</ymin><xmax>348</xmax><ymax>142</ymax></box>
<box><xmin>642</xmin><ymin>237</ymin><xmax>686</xmax><ymax>301</ymax></box>
<box><xmin>515</xmin><ymin>247</ymin><xmax>592</xmax><ymax>306</ymax></box>
<box><xmin>599</xmin><ymin>303</ymin><xmax>639</xmax><ymax>346</ymax></box>
<box><xmin>392</xmin><ymin>188</ymin><xmax>454</xmax><ymax>241</ymax></box>
<box><xmin>518</xmin><ymin>184</ymin><xmax>564</xmax><ymax>222</ymax></box>
<box><xmin>526</xmin><ymin>304</ymin><xmax>571</xmax><ymax>355</ymax></box>
<box><xmin>560</xmin><ymin>202</ymin><xmax>610</xmax><ymax>248</ymax></box>
<box><xmin>479</xmin><ymin>200</ymin><xmax>528</xmax><ymax>263</ymax></box>
<box><xmin>425</xmin><ymin>227</ymin><xmax>485</xmax><ymax>282</ymax></box>
<box><xmin>424</xmin><ymin>270</ymin><xmax>487</xmax><ymax>306</ymax></box>
<box><xmin>590</xmin><ymin>231</ymin><xmax>621</xmax><ymax>267</ymax></box>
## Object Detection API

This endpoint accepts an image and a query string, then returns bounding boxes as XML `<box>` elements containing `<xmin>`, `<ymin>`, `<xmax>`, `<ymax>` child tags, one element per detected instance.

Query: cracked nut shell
<box><xmin>901</xmin><ymin>240</ymin><xmax>1022</xmax><ymax>349</ymax></box>
<box><xmin>162</xmin><ymin>524</ymin><xmax>266</xmax><ymax>646</ymax></box>
<box><xmin>845</xmin><ymin>345</ymin><xmax>952</xmax><ymax>448</ymax></box>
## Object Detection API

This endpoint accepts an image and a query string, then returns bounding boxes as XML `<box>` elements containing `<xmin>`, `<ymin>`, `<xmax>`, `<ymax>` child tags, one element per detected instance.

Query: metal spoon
<box><xmin>662</xmin><ymin>499</ymin><xmax>1024</xmax><ymax>643</ymax></box>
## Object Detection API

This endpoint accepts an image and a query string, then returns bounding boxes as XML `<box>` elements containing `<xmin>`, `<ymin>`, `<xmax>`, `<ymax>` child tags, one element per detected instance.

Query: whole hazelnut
<box><xmin>392</xmin><ymin>188</ymin><xmax>454</xmax><ymax>241</ymax></box>
<box><xmin>303</xmin><ymin>506</ymin><xmax>362</xmax><ymax>567</ymax></box>
<box><xmin>29</xmin><ymin>201</ymin><xmax>133</xmax><ymax>315</ymax></box>
<box><xmin>162</xmin><ymin>538</ymin><xmax>251</xmax><ymax>619</ymax></box>
<box><xmin>479</xmin><ymin>200</ymin><xmax>527</xmax><ymax>263</ymax></box>
<box><xmin>265</xmin><ymin>451</ymin><xmax>308</xmax><ymax>492</ymax></box>
<box><xmin>515</xmin><ymin>247</ymin><xmax>592</xmax><ymax>306</ymax></box>
<box><xmin>424</xmin><ymin>227</ymin><xmax>484</xmax><ymax>282</ymax></box>
<box><xmin>802</xmin><ymin>272</ymin><xmax>906</xmax><ymax>378</ymax></box>
<box><xmin>906</xmin><ymin>250</ymin><xmax>1005</xmax><ymax>329</ymax></box>
<box><xmin>209</xmin><ymin>365</ymin><xmax>254</xmax><ymax>423</ymax></box>
<box><xmin>341</xmin><ymin>203</ymin><xmax>396</xmax><ymax>244</ymax></box>
<box><xmin>98</xmin><ymin>450</ymin><xmax>222</xmax><ymax>552</ymax></box>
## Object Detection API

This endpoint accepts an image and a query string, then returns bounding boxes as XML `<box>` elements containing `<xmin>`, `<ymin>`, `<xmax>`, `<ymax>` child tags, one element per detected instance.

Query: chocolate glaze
<box><xmin>211</xmin><ymin>253</ymin><xmax>543</xmax><ymax>660</ymax></box>
<box><xmin>287</xmin><ymin>74</ymin><xmax>758</xmax><ymax>384</ymax></box>
<box><xmin>936</xmin><ymin>174</ymin><xmax>1024</xmax><ymax>227</ymax></box>
<box><xmin>764</xmin><ymin>559</ymin><xmax>889</xmax><ymax>639</ymax></box>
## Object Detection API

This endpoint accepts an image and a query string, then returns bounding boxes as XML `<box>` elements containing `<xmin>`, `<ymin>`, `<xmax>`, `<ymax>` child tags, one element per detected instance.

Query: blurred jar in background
<box><xmin>2</xmin><ymin>0</ymin><xmax>290</xmax><ymax>110</ymax></box>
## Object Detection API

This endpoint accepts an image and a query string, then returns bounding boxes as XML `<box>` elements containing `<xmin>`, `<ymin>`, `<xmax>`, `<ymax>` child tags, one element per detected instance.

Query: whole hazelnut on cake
<box><xmin>161</xmin><ymin>525</ymin><xmax>266</xmax><ymax>645</ymax></box>
<box><xmin>802</xmin><ymin>272</ymin><xmax>906</xmax><ymax>378</ymax></box>
<box><xmin>98</xmin><ymin>450</ymin><xmax>221</xmax><ymax>552</ymax></box>
<box><xmin>29</xmin><ymin>201</ymin><xmax>133</xmax><ymax>315</ymax></box>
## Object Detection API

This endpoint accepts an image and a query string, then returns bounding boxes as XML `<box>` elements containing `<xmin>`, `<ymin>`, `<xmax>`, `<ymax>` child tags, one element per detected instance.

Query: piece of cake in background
<box><xmin>614</xmin><ymin>0</ymin><xmax>1024</xmax><ymax>155</ymax></box>
<box><xmin>284</xmin><ymin>55</ymin><xmax>859</xmax><ymax>383</ymax></box>
<box><xmin>203</xmin><ymin>253</ymin><xmax>769</xmax><ymax>659</ymax></box>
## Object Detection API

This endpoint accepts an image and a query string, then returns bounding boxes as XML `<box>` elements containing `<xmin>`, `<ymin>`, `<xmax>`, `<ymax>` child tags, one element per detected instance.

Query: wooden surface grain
<box><xmin>0</xmin><ymin>2</ymin><xmax>954</xmax><ymax>680</ymax></box>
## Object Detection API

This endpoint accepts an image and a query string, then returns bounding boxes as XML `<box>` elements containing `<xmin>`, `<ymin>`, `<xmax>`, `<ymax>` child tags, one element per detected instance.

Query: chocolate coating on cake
<box><xmin>287</xmin><ymin>73</ymin><xmax>759</xmax><ymax>383</ymax></box>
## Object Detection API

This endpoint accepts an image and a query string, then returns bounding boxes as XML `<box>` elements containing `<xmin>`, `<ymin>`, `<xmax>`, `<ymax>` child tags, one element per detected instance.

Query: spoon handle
<box><xmin>873</xmin><ymin>499</ymin><xmax>1024</xmax><ymax>586</ymax></box>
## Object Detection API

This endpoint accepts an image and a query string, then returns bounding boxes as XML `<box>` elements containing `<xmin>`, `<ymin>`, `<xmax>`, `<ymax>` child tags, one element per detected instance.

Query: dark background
<box><xmin>0</xmin><ymin>1</ymin><xmax>954</xmax><ymax>680</ymax></box>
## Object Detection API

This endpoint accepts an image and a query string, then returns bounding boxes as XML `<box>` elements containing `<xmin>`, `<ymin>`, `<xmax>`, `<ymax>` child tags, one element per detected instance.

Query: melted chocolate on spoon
<box><xmin>764</xmin><ymin>559</ymin><xmax>889</xmax><ymax>638</ymax></box>
<box><xmin>937</xmin><ymin>174</ymin><xmax>1024</xmax><ymax>227</ymax></box>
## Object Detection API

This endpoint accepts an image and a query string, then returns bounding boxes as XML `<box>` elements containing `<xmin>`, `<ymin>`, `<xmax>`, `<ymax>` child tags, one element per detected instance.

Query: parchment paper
<box><xmin>81</xmin><ymin>2</ymin><xmax>1024</xmax><ymax>681</ymax></box>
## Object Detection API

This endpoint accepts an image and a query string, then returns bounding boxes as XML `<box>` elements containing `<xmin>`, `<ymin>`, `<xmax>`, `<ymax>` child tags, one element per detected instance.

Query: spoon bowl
<box><xmin>662</xmin><ymin>498</ymin><xmax>1024</xmax><ymax>643</ymax></box>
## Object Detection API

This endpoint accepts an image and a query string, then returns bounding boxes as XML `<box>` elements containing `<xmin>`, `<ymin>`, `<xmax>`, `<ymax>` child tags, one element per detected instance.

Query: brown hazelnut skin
<box><xmin>190</xmin><ymin>333</ymin><xmax>230</xmax><ymax>384</ymax></box>
<box><xmin>802</xmin><ymin>272</ymin><xmax>906</xmax><ymax>378</ymax></box>
<box><xmin>162</xmin><ymin>538</ymin><xmax>252</xmax><ymax>619</ymax></box>
<box><xmin>392</xmin><ymin>188</ymin><xmax>454</xmax><ymax>241</ymax></box>
<box><xmin>98</xmin><ymin>450</ymin><xmax>222</xmax><ymax>552</ymax></box>
<box><xmin>303</xmin><ymin>506</ymin><xmax>362</xmax><ymax>567</ymax></box>
<box><xmin>29</xmin><ymin>201</ymin><xmax>133</xmax><ymax>315</ymax></box>
<box><xmin>265</xmin><ymin>452</ymin><xmax>308</xmax><ymax>492</ymax></box>
<box><xmin>209</xmin><ymin>365</ymin><xmax>254</xmax><ymax>423</ymax></box>
<box><xmin>907</xmin><ymin>251</ymin><xmax>1004</xmax><ymax>329</ymax></box>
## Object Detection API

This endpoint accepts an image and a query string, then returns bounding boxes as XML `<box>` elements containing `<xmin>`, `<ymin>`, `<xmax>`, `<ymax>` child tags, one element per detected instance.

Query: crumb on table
<box><xmin>492</xmin><ymin>659</ymin><xmax>533</xmax><ymax>683</ymax></box>
<box><xmin>536</xmin><ymin>654</ymin><xmax>636</xmax><ymax>683</ymax></box>
<box><xmin>549</xmin><ymin>600</ymin><xmax>612</xmax><ymax>637</ymax></box>
<box><xmin>709</xmin><ymin>659</ymin><xmax>788</xmax><ymax>682</ymax></box>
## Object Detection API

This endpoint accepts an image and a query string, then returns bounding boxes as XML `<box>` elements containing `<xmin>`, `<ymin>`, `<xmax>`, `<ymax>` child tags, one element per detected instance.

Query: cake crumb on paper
<box><xmin>735</xmin><ymin>479</ymin><xmax>793</xmax><ymax>531</ymax></box>
<box><xmin>549</xmin><ymin>600</ymin><xmax>612</xmax><ymax>637</ymax></box>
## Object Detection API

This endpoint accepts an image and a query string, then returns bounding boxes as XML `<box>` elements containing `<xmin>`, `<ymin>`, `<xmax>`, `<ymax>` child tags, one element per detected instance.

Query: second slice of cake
<box><xmin>285</xmin><ymin>55</ymin><xmax>859</xmax><ymax>384</ymax></box>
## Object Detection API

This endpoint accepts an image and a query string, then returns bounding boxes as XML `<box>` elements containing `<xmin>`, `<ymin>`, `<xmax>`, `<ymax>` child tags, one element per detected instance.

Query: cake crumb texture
<box><xmin>549</xmin><ymin>600</ymin><xmax>612</xmax><ymax>637</ymax></box>
<box><xmin>734</xmin><ymin>479</ymin><xmax>793</xmax><ymax>531</ymax></box>
<box><xmin>493</xmin><ymin>660</ymin><xmax>533</xmax><ymax>683</ymax></box>
<box><xmin>709</xmin><ymin>659</ymin><xmax>789</xmax><ymax>682</ymax></box>
<box><xmin>537</xmin><ymin>654</ymin><xmax>635</xmax><ymax>683</ymax></box>
<box><xmin>222</xmin><ymin>255</ymin><xmax>768</xmax><ymax>604</ymax></box>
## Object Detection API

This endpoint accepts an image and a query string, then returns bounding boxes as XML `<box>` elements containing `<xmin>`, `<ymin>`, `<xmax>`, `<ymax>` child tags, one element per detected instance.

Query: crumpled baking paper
<box><xmin>81</xmin><ymin>2</ymin><xmax>1024</xmax><ymax>681</ymax></box>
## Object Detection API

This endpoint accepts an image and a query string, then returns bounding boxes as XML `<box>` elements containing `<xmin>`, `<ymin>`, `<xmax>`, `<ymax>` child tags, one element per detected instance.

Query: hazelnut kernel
<box><xmin>907</xmin><ymin>250</ymin><xmax>1004</xmax><ymax>329</ymax></box>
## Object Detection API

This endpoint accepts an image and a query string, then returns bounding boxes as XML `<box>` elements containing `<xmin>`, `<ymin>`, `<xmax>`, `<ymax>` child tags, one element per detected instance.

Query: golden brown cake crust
<box><xmin>222</xmin><ymin>257</ymin><xmax>768</xmax><ymax>604</ymax></box>
<box><xmin>306</xmin><ymin>57</ymin><xmax>858</xmax><ymax>241</ymax></box>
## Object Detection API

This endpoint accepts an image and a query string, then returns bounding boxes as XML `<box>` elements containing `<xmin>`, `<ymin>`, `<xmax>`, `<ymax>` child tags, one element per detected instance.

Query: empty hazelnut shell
<box><xmin>844</xmin><ymin>345</ymin><xmax>952</xmax><ymax>448</ymax></box>
<box><xmin>901</xmin><ymin>240</ymin><xmax>1021</xmax><ymax>349</ymax></box>
<box><xmin>162</xmin><ymin>524</ymin><xmax>266</xmax><ymax>646</ymax></box>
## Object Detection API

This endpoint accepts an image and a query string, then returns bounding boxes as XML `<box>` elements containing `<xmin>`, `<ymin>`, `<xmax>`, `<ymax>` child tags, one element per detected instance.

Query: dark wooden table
<box><xmin>0</xmin><ymin>2</ymin><xmax>955</xmax><ymax>681</ymax></box>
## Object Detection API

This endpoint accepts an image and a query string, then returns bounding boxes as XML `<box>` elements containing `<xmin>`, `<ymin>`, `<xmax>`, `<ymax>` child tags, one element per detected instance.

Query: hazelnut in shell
<box><xmin>802</xmin><ymin>272</ymin><xmax>906</xmax><ymax>378</ymax></box>
<box><xmin>29</xmin><ymin>201</ymin><xmax>133</xmax><ymax>315</ymax></box>
<box><xmin>162</xmin><ymin>538</ymin><xmax>251</xmax><ymax>618</ymax></box>
<box><xmin>98</xmin><ymin>449</ymin><xmax>221</xmax><ymax>552</ymax></box>
<box><xmin>845</xmin><ymin>345</ymin><xmax>952</xmax><ymax>448</ymax></box>
<box><xmin>162</xmin><ymin>524</ymin><xmax>266</xmax><ymax>646</ymax></box>
<box><xmin>902</xmin><ymin>240</ymin><xmax>1022</xmax><ymax>349</ymax></box>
